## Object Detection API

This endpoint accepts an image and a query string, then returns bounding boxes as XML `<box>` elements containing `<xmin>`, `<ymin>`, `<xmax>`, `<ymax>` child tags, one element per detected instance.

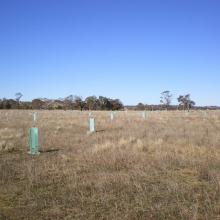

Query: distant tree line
<box><xmin>135</xmin><ymin>91</ymin><xmax>197</xmax><ymax>111</ymax></box>
<box><xmin>134</xmin><ymin>91</ymin><xmax>219</xmax><ymax>111</ymax></box>
<box><xmin>0</xmin><ymin>94</ymin><xmax>124</xmax><ymax>110</ymax></box>
<box><xmin>1</xmin><ymin>91</ymin><xmax>219</xmax><ymax>111</ymax></box>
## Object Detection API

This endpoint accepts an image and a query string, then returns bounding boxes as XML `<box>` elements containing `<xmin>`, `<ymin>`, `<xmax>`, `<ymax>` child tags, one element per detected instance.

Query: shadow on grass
<box><xmin>39</xmin><ymin>148</ymin><xmax>60</xmax><ymax>153</ymax></box>
<box><xmin>96</xmin><ymin>129</ymin><xmax>105</xmax><ymax>133</ymax></box>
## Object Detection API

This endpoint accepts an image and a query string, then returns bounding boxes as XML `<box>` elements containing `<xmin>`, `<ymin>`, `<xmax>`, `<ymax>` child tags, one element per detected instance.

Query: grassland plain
<box><xmin>0</xmin><ymin>110</ymin><xmax>220</xmax><ymax>220</ymax></box>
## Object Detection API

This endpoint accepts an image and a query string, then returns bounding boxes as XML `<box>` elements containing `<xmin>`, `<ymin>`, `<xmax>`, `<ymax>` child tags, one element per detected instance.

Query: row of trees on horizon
<box><xmin>0</xmin><ymin>94</ymin><xmax>123</xmax><ymax>111</ymax></box>
<box><xmin>0</xmin><ymin>91</ymin><xmax>218</xmax><ymax>111</ymax></box>
<box><xmin>136</xmin><ymin>91</ymin><xmax>196</xmax><ymax>111</ymax></box>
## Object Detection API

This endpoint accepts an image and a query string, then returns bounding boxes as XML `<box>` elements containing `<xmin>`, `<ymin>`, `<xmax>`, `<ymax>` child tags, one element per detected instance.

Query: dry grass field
<box><xmin>0</xmin><ymin>110</ymin><xmax>220</xmax><ymax>220</ymax></box>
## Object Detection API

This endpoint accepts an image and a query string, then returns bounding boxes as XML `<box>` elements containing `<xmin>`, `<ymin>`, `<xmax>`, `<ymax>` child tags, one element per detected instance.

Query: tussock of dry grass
<box><xmin>0</xmin><ymin>110</ymin><xmax>220</xmax><ymax>219</ymax></box>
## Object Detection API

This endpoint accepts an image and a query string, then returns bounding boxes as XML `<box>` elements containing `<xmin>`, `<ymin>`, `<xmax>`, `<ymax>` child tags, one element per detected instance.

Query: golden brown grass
<box><xmin>0</xmin><ymin>110</ymin><xmax>220</xmax><ymax>220</ymax></box>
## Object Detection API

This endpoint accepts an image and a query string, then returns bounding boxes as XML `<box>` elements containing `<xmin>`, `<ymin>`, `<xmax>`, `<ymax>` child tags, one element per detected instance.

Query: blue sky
<box><xmin>0</xmin><ymin>0</ymin><xmax>219</xmax><ymax>106</ymax></box>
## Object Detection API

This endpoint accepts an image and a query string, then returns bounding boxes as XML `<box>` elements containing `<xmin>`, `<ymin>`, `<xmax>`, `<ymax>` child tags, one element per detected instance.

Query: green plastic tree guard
<box><xmin>142</xmin><ymin>111</ymin><xmax>146</xmax><ymax>119</ymax></box>
<box><xmin>89</xmin><ymin>118</ymin><xmax>96</xmax><ymax>133</ymax></box>
<box><xmin>110</xmin><ymin>112</ymin><xmax>114</xmax><ymax>121</ymax></box>
<box><xmin>33</xmin><ymin>112</ymin><xmax>37</xmax><ymax>125</ymax></box>
<box><xmin>29</xmin><ymin>127</ymin><xmax>39</xmax><ymax>155</ymax></box>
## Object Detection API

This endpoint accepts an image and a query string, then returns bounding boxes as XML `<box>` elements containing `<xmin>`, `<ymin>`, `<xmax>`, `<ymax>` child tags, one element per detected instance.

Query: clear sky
<box><xmin>0</xmin><ymin>0</ymin><xmax>219</xmax><ymax>106</ymax></box>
